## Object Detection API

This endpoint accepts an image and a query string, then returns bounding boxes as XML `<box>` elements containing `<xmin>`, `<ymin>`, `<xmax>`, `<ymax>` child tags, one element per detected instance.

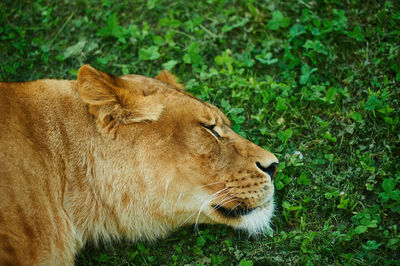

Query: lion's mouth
<box><xmin>212</xmin><ymin>204</ymin><xmax>255</xmax><ymax>218</ymax></box>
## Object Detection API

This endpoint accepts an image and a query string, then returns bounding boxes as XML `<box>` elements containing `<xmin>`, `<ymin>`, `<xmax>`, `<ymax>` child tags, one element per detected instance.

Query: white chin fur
<box><xmin>233</xmin><ymin>200</ymin><xmax>274</xmax><ymax>235</ymax></box>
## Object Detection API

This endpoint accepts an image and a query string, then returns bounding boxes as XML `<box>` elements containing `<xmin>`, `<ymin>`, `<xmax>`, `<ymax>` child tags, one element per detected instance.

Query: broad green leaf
<box><xmin>242</xmin><ymin>51</ymin><xmax>255</xmax><ymax>67</ymax></box>
<box><xmin>324</xmin><ymin>87</ymin><xmax>337</xmax><ymax>104</ymax></box>
<box><xmin>107</xmin><ymin>13</ymin><xmax>119</xmax><ymax>27</ymax></box>
<box><xmin>215</xmin><ymin>50</ymin><xmax>233</xmax><ymax>66</ymax></box>
<box><xmin>222</xmin><ymin>18</ymin><xmax>248</xmax><ymax>33</ymax></box>
<box><xmin>389</xmin><ymin>190</ymin><xmax>400</xmax><ymax>201</ymax></box>
<box><xmin>303</xmin><ymin>40</ymin><xmax>328</xmax><ymax>55</ymax></box>
<box><xmin>332</xmin><ymin>9</ymin><xmax>348</xmax><ymax>31</ymax></box>
<box><xmin>255</xmin><ymin>52</ymin><xmax>278</xmax><ymax>65</ymax></box>
<box><xmin>146</xmin><ymin>0</ymin><xmax>157</xmax><ymax>9</ymax></box>
<box><xmin>128</xmin><ymin>250</ymin><xmax>139</xmax><ymax>259</ymax></box>
<box><xmin>267</xmin><ymin>11</ymin><xmax>291</xmax><ymax>31</ymax></box>
<box><xmin>337</xmin><ymin>197</ymin><xmax>349</xmax><ymax>209</ymax></box>
<box><xmin>162</xmin><ymin>60</ymin><xmax>178</xmax><ymax>70</ymax></box>
<box><xmin>349</xmin><ymin>112</ymin><xmax>362</xmax><ymax>122</ymax></box>
<box><xmin>282</xmin><ymin>201</ymin><xmax>291</xmax><ymax>209</ymax></box>
<box><xmin>300</xmin><ymin>64</ymin><xmax>317</xmax><ymax>85</ymax></box>
<box><xmin>348</xmin><ymin>26</ymin><xmax>365</xmax><ymax>41</ymax></box>
<box><xmin>323</xmin><ymin>132</ymin><xmax>337</xmax><ymax>142</ymax></box>
<box><xmin>315</xmin><ymin>115</ymin><xmax>330</xmax><ymax>128</ymax></box>
<box><xmin>289</xmin><ymin>23</ymin><xmax>306</xmax><ymax>38</ymax></box>
<box><xmin>382</xmin><ymin>178</ymin><xmax>395</xmax><ymax>193</ymax></box>
<box><xmin>152</xmin><ymin>35</ymin><xmax>164</xmax><ymax>45</ymax></box>
<box><xmin>360</xmin><ymin>161</ymin><xmax>375</xmax><ymax>173</ymax></box>
<box><xmin>139</xmin><ymin>46</ymin><xmax>160</xmax><ymax>61</ymax></box>
<box><xmin>275</xmin><ymin>97</ymin><xmax>288</xmax><ymax>111</ymax></box>
<box><xmin>364</xmin><ymin>94</ymin><xmax>381</xmax><ymax>111</ymax></box>
<box><xmin>325</xmin><ymin>190</ymin><xmax>339</xmax><ymax>199</ymax></box>
<box><xmin>355</xmin><ymin>225</ymin><xmax>368</xmax><ymax>234</ymax></box>
<box><xmin>232</xmin><ymin>115</ymin><xmax>245</xmax><ymax>125</ymax></box>
<box><xmin>239</xmin><ymin>259</ymin><xmax>253</xmax><ymax>266</ymax></box>
<box><xmin>379</xmin><ymin>192</ymin><xmax>390</xmax><ymax>202</ymax></box>
<box><xmin>94</xmin><ymin>253</ymin><xmax>111</xmax><ymax>262</ymax></box>
<box><xmin>312</xmin><ymin>158</ymin><xmax>326</xmax><ymax>165</ymax></box>
<box><xmin>96</xmin><ymin>13</ymin><xmax>128</xmax><ymax>43</ymax></box>
<box><xmin>275</xmin><ymin>180</ymin><xmax>285</xmax><ymax>190</ymax></box>
<box><xmin>367</xmin><ymin>220</ymin><xmax>378</xmax><ymax>228</ymax></box>
<box><xmin>96</xmin><ymin>57</ymin><xmax>110</xmax><ymax>65</ymax></box>
<box><xmin>196</xmin><ymin>236</ymin><xmax>206</xmax><ymax>247</ymax></box>
<box><xmin>325</xmin><ymin>192</ymin><xmax>333</xmax><ymax>199</ymax></box>
<box><xmin>85</xmin><ymin>41</ymin><xmax>99</xmax><ymax>53</ymax></box>
<box><xmin>297</xmin><ymin>173</ymin><xmax>311</xmax><ymax>185</ymax></box>
<box><xmin>221</xmin><ymin>99</ymin><xmax>231</xmax><ymax>110</ymax></box>
<box><xmin>57</xmin><ymin>40</ymin><xmax>87</xmax><ymax>61</ymax></box>
<box><xmin>362</xmin><ymin>240</ymin><xmax>383</xmax><ymax>250</ymax></box>
<box><xmin>365</xmin><ymin>183</ymin><xmax>374</xmax><ymax>191</ymax></box>
<box><xmin>183</xmin><ymin>16</ymin><xmax>204</xmax><ymax>31</ymax></box>
<box><xmin>183</xmin><ymin>42</ymin><xmax>202</xmax><ymax>66</ymax></box>
<box><xmin>159</xmin><ymin>18</ymin><xmax>181</xmax><ymax>28</ymax></box>
<box><xmin>278</xmin><ymin>128</ymin><xmax>293</xmax><ymax>142</ymax></box>
<box><xmin>387</xmin><ymin>238</ymin><xmax>400</xmax><ymax>249</ymax></box>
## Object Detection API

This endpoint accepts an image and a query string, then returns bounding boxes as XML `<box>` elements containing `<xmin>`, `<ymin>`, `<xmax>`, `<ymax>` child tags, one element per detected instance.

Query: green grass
<box><xmin>1</xmin><ymin>0</ymin><xmax>400</xmax><ymax>264</ymax></box>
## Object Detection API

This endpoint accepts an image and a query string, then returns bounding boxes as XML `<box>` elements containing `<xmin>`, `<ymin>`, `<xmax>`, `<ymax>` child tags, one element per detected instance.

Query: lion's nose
<box><xmin>256</xmin><ymin>162</ymin><xmax>278</xmax><ymax>180</ymax></box>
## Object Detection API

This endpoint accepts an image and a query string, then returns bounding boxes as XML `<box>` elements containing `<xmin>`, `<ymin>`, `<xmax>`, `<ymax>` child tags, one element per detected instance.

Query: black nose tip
<box><xmin>256</xmin><ymin>162</ymin><xmax>278</xmax><ymax>180</ymax></box>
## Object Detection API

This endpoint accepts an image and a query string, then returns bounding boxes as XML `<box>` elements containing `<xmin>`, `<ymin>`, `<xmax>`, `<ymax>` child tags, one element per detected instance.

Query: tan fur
<box><xmin>0</xmin><ymin>65</ymin><xmax>278</xmax><ymax>265</ymax></box>
<box><xmin>155</xmin><ymin>70</ymin><xmax>184</xmax><ymax>89</ymax></box>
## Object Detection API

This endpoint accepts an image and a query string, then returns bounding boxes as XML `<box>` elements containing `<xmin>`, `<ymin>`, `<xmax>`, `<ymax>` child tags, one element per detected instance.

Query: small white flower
<box><xmin>277</xmin><ymin>117</ymin><xmax>284</xmax><ymax>125</ymax></box>
<box><xmin>340</xmin><ymin>191</ymin><xmax>345</xmax><ymax>197</ymax></box>
<box><xmin>293</xmin><ymin>150</ymin><xmax>303</xmax><ymax>160</ymax></box>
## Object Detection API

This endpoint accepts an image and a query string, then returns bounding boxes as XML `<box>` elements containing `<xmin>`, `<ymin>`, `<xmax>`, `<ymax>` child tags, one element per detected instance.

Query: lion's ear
<box><xmin>155</xmin><ymin>70</ymin><xmax>184</xmax><ymax>90</ymax></box>
<box><xmin>78</xmin><ymin>65</ymin><xmax>163</xmax><ymax>132</ymax></box>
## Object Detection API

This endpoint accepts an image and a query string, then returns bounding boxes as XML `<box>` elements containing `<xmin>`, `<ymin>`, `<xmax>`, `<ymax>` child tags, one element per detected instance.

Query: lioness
<box><xmin>0</xmin><ymin>65</ymin><xmax>278</xmax><ymax>265</ymax></box>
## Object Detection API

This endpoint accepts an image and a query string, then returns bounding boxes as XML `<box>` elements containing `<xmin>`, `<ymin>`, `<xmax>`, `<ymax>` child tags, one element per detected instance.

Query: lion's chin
<box><xmin>234</xmin><ymin>200</ymin><xmax>275</xmax><ymax>235</ymax></box>
<box><xmin>206</xmin><ymin>200</ymin><xmax>274</xmax><ymax>236</ymax></box>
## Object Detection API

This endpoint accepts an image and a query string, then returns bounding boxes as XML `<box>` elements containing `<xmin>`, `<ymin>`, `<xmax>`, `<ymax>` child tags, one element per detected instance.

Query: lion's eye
<box><xmin>201</xmin><ymin>123</ymin><xmax>222</xmax><ymax>139</ymax></box>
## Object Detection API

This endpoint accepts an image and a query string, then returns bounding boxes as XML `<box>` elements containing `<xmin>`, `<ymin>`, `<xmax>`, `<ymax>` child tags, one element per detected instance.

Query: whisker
<box><xmin>195</xmin><ymin>198</ymin><xmax>213</xmax><ymax>235</ymax></box>
<box><xmin>205</xmin><ymin>198</ymin><xmax>239</xmax><ymax>217</ymax></box>
<box><xmin>209</xmin><ymin>188</ymin><xmax>228</xmax><ymax>199</ymax></box>
<box><xmin>178</xmin><ymin>190</ymin><xmax>229</xmax><ymax>227</ymax></box>
<box><xmin>172</xmin><ymin>191</ymin><xmax>184</xmax><ymax>222</ymax></box>
<box><xmin>226</xmin><ymin>202</ymin><xmax>242</xmax><ymax>216</ymax></box>
<box><xmin>229</xmin><ymin>202</ymin><xmax>242</xmax><ymax>211</ymax></box>
<box><xmin>216</xmin><ymin>194</ymin><xmax>234</xmax><ymax>205</ymax></box>
<box><xmin>209</xmin><ymin>198</ymin><xmax>237</xmax><ymax>213</ymax></box>
<box><xmin>163</xmin><ymin>179</ymin><xmax>171</xmax><ymax>217</ymax></box>
<box><xmin>194</xmin><ymin>188</ymin><xmax>228</xmax><ymax>234</ymax></box>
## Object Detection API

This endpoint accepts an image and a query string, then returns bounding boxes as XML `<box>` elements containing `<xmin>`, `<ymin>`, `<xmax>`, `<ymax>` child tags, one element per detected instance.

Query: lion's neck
<box><xmin>48</xmin><ymin>82</ymin><xmax>121</xmax><ymax>244</ymax></box>
<box><xmin>53</xmin><ymin>85</ymin><xmax>173</xmax><ymax>244</ymax></box>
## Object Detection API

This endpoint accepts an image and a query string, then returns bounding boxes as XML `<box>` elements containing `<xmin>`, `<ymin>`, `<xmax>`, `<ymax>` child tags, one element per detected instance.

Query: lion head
<box><xmin>75</xmin><ymin>65</ymin><xmax>278</xmax><ymax>240</ymax></box>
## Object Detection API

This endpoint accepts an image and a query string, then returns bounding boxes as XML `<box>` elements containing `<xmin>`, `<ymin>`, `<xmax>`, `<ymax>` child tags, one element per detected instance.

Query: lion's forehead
<box><xmin>121</xmin><ymin>74</ymin><xmax>230</xmax><ymax>126</ymax></box>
